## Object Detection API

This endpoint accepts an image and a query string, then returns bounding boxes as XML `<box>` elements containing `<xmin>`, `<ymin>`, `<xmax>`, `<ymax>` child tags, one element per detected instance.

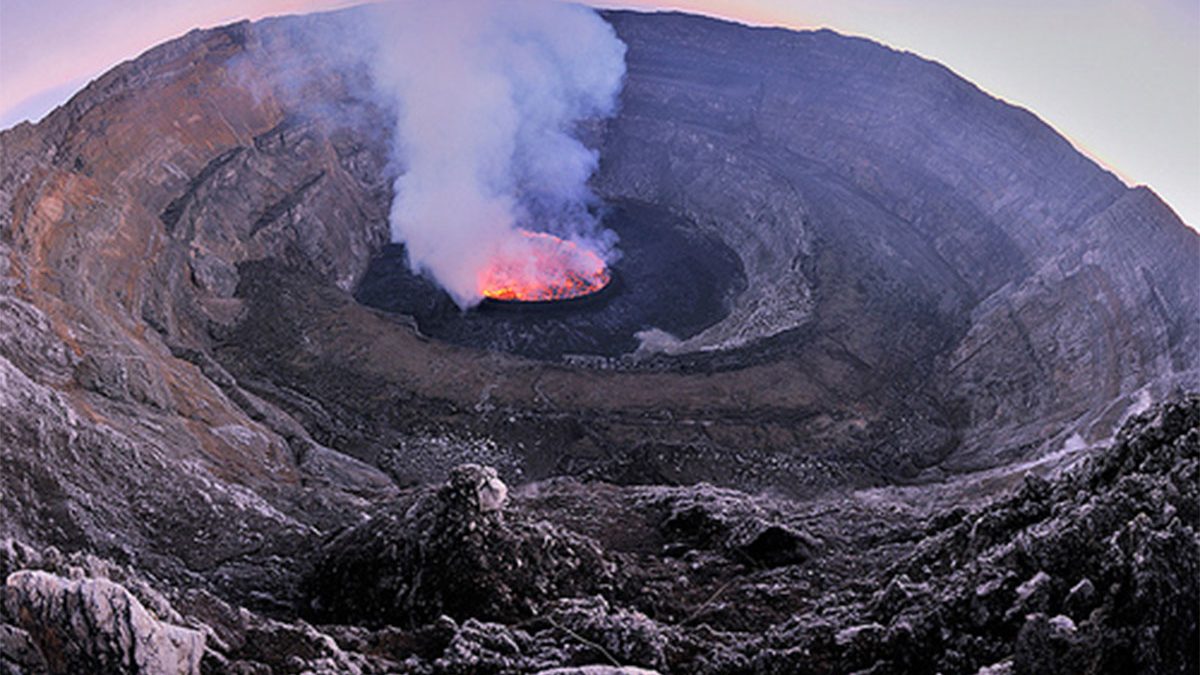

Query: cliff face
<box><xmin>0</xmin><ymin>8</ymin><xmax>1196</xmax><ymax>673</ymax></box>
<box><xmin>0</xmin><ymin>20</ymin><xmax>398</xmax><ymax>599</ymax></box>
<box><xmin>593</xmin><ymin>12</ymin><xmax>1198</xmax><ymax>465</ymax></box>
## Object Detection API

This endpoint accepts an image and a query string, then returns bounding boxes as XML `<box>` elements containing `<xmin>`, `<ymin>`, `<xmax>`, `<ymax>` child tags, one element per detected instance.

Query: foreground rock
<box><xmin>1</xmin><ymin>570</ymin><xmax>204</xmax><ymax>674</ymax></box>
<box><xmin>305</xmin><ymin>464</ymin><xmax>613</xmax><ymax>626</ymax></box>
<box><xmin>1</xmin><ymin>397</ymin><xmax>1194</xmax><ymax>673</ymax></box>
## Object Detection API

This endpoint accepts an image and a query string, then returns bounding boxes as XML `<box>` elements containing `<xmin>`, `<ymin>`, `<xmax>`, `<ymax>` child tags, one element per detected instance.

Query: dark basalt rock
<box><xmin>728</xmin><ymin>521</ymin><xmax>816</xmax><ymax>568</ymax></box>
<box><xmin>1</xmin><ymin>397</ymin><xmax>1192</xmax><ymax>673</ymax></box>
<box><xmin>304</xmin><ymin>465</ymin><xmax>615</xmax><ymax>627</ymax></box>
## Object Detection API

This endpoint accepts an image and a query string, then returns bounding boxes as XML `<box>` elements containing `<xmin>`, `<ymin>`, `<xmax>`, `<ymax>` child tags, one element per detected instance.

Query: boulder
<box><xmin>0</xmin><ymin>570</ymin><xmax>204</xmax><ymax>675</ymax></box>
<box><xmin>304</xmin><ymin>464</ymin><xmax>613</xmax><ymax>625</ymax></box>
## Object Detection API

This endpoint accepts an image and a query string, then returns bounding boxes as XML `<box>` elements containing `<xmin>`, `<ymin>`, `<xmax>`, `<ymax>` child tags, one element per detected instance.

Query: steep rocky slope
<box><xmin>0</xmin><ymin>6</ymin><xmax>1197</xmax><ymax>674</ymax></box>
<box><xmin>592</xmin><ymin>12</ymin><xmax>1197</xmax><ymax>467</ymax></box>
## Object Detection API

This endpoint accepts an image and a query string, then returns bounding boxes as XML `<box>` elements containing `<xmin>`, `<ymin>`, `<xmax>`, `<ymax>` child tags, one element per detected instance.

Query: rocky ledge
<box><xmin>2</xmin><ymin>396</ymin><xmax>1195</xmax><ymax>674</ymax></box>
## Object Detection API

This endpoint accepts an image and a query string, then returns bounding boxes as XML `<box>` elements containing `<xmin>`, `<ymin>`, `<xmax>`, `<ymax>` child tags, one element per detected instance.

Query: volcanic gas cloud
<box><xmin>365</xmin><ymin>0</ymin><xmax>626</xmax><ymax>307</ymax></box>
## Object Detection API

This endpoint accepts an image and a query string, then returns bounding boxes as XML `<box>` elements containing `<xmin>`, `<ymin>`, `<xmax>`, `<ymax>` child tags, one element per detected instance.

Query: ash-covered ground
<box><xmin>0</xmin><ymin>6</ymin><xmax>1197</xmax><ymax>675</ymax></box>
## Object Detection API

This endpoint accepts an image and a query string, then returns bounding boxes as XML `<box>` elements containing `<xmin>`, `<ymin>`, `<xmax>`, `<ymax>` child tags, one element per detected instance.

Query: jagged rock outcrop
<box><xmin>1</xmin><ymin>570</ymin><xmax>204</xmax><ymax>674</ymax></box>
<box><xmin>305</xmin><ymin>464</ymin><xmax>614</xmax><ymax>626</ymax></box>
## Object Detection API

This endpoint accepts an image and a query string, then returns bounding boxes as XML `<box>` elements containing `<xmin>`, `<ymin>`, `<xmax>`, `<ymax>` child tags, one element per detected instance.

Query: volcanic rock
<box><xmin>1062</xmin><ymin>578</ymin><xmax>1096</xmax><ymax>620</ymax></box>
<box><xmin>0</xmin><ymin>5</ymin><xmax>1196</xmax><ymax>675</ymax></box>
<box><xmin>0</xmin><ymin>570</ymin><xmax>204</xmax><ymax>674</ymax></box>
<box><xmin>304</xmin><ymin>464</ymin><xmax>614</xmax><ymax>626</ymax></box>
<box><xmin>537</xmin><ymin>662</ymin><xmax>667</xmax><ymax>667</ymax></box>
<box><xmin>0</xmin><ymin>397</ymin><xmax>1192</xmax><ymax>672</ymax></box>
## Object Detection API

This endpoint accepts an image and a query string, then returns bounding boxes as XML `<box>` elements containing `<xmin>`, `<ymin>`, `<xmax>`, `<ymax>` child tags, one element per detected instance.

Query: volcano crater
<box><xmin>354</xmin><ymin>200</ymin><xmax>746</xmax><ymax>361</ymax></box>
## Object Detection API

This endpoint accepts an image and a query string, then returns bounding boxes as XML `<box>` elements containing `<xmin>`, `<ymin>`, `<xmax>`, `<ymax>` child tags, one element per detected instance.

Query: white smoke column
<box><xmin>366</xmin><ymin>0</ymin><xmax>626</xmax><ymax>307</ymax></box>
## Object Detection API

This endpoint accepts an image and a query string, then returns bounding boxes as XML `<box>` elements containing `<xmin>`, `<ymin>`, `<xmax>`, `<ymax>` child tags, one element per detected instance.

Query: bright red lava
<box><xmin>478</xmin><ymin>230</ymin><xmax>611</xmax><ymax>302</ymax></box>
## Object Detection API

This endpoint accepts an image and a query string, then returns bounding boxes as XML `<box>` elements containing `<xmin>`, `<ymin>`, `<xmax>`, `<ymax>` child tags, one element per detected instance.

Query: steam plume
<box><xmin>365</xmin><ymin>0</ymin><xmax>626</xmax><ymax>307</ymax></box>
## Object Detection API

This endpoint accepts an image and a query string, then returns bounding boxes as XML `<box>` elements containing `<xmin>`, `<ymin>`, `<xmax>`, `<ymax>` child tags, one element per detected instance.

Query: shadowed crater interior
<box><xmin>354</xmin><ymin>200</ymin><xmax>746</xmax><ymax>360</ymax></box>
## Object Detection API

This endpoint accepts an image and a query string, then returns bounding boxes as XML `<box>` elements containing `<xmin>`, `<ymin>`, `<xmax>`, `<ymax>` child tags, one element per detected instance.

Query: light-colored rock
<box><xmin>535</xmin><ymin>662</ymin><xmax>662</xmax><ymax>667</ymax></box>
<box><xmin>1</xmin><ymin>570</ymin><xmax>204</xmax><ymax>674</ymax></box>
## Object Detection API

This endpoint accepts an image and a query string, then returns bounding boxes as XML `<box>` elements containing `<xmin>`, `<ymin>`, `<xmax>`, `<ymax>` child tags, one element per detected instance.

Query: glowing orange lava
<box><xmin>478</xmin><ymin>230</ymin><xmax>611</xmax><ymax>302</ymax></box>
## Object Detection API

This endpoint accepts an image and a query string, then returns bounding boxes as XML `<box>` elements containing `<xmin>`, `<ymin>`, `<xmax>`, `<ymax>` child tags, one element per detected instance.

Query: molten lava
<box><xmin>479</xmin><ymin>230</ymin><xmax>611</xmax><ymax>302</ymax></box>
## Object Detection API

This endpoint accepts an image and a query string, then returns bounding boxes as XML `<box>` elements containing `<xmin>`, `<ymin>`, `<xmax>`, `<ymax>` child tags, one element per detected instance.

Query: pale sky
<box><xmin>1</xmin><ymin>0</ymin><xmax>1197</xmax><ymax>227</ymax></box>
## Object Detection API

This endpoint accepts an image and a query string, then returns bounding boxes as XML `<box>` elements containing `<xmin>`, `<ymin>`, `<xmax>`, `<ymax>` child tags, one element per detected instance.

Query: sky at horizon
<box><xmin>1</xmin><ymin>0</ymin><xmax>1197</xmax><ymax>228</ymax></box>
